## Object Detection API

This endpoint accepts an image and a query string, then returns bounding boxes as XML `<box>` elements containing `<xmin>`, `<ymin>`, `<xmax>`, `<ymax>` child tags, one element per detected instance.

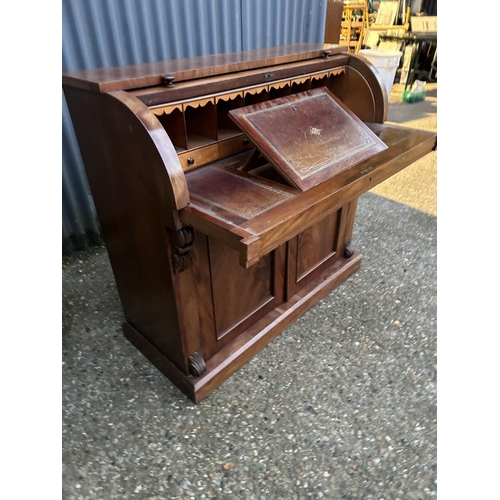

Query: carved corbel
<box><xmin>188</xmin><ymin>350</ymin><xmax>206</xmax><ymax>377</ymax></box>
<box><xmin>172</xmin><ymin>227</ymin><xmax>194</xmax><ymax>274</ymax></box>
<box><xmin>344</xmin><ymin>239</ymin><xmax>355</xmax><ymax>258</ymax></box>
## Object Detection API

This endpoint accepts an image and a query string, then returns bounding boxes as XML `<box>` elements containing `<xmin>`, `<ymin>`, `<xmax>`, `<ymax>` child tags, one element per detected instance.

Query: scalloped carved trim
<box><xmin>311</xmin><ymin>71</ymin><xmax>329</xmax><ymax>80</ymax></box>
<box><xmin>292</xmin><ymin>76</ymin><xmax>309</xmax><ymax>85</ymax></box>
<box><xmin>183</xmin><ymin>97</ymin><xmax>214</xmax><ymax>109</ymax></box>
<box><xmin>151</xmin><ymin>103</ymin><xmax>183</xmax><ymax>116</ymax></box>
<box><xmin>330</xmin><ymin>68</ymin><xmax>345</xmax><ymax>76</ymax></box>
<box><xmin>269</xmin><ymin>80</ymin><xmax>290</xmax><ymax>90</ymax></box>
<box><xmin>215</xmin><ymin>91</ymin><xmax>243</xmax><ymax>103</ymax></box>
<box><xmin>243</xmin><ymin>85</ymin><xmax>268</xmax><ymax>96</ymax></box>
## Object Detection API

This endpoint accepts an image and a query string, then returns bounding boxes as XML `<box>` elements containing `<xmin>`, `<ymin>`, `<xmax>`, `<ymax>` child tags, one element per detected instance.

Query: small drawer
<box><xmin>218</xmin><ymin>135</ymin><xmax>253</xmax><ymax>159</ymax></box>
<box><xmin>178</xmin><ymin>143</ymin><xmax>220</xmax><ymax>172</ymax></box>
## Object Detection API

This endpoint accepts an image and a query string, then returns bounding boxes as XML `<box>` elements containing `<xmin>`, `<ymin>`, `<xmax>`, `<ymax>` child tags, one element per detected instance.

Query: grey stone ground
<box><xmin>62</xmin><ymin>86</ymin><xmax>437</xmax><ymax>500</ymax></box>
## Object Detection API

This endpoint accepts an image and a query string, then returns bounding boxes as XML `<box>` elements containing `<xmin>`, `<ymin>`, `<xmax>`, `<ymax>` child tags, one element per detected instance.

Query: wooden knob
<box><xmin>162</xmin><ymin>74</ymin><xmax>175</xmax><ymax>88</ymax></box>
<box><xmin>243</xmin><ymin>138</ymin><xmax>249</xmax><ymax>145</ymax></box>
<box><xmin>321</xmin><ymin>49</ymin><xmax>332</xmax><ymax>60</ymax></box>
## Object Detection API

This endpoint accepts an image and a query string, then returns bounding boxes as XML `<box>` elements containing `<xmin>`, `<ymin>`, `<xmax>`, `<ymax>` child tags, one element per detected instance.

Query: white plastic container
<box><xmin>358</xmin><ymin>49</ymin><xmax>402</xmax><ymax>96</ymax></box>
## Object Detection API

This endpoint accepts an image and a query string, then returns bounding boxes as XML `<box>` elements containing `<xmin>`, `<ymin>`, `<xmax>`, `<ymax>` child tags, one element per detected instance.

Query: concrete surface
<box><xmin>370</xmin><ymin>83</ymin><xmax>437</xmax><ymax>216</ymax></box>
<box><xmin>62</xmin><ymin>83</ymin><xmax>437</xmax><ymax>500</ymax></box>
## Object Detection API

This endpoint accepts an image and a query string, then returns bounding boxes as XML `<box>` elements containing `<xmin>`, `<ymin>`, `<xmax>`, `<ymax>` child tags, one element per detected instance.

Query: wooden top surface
<box><xmin>62</xmin><ymin>43</ymin><xmax>346</xmax><ymax>93</ymax></box>
<box><xmin>229</xmin><ymin>87</ymin><xmax>387</xmax><ymax>191</ymax></box>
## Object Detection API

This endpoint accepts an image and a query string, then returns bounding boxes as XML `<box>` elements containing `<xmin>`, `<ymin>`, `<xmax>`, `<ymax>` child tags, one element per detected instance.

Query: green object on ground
<box><xmin>402</xmin><ymin>88</ymin><xmax>426</xmax><ymax>103</ymax></box>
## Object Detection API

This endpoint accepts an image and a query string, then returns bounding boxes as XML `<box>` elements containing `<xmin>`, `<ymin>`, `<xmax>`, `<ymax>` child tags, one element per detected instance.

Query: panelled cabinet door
<box><xmin>191</xmin><ymin>230</ymin><xmax>286</xmax><ymax>359</ymax></box>
<box><xmin>286</xmin><ymin>210</ymin><xmax>345</xmax><ymax>299</ymax></box>
<box><xmin>191</xmin><ymin>207</ymin><xmax>351</xmax><ymax>359</ymax></box>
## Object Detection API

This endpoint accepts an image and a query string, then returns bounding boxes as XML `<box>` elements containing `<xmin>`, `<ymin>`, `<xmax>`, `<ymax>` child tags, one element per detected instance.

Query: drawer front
<box><xmin>178</xmin><ymin>143</ymin><xmax>220</xmax><ymax>172</ymax></box>
<box><xmin>177</xmin><ymin>135</ymin><xmax>253</xmax><ymax>172</ymax></box>
<box><xmin>218</xmin><ymin>134</ymin><xmax>253</xmax><ymax>159</ymax></box>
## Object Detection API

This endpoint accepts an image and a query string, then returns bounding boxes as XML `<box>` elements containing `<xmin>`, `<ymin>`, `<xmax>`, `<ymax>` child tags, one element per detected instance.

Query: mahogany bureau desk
<box><xmin>63</xmin><ymin>43</ymin><xmax>437</xmax><ymax>402</ymax></box>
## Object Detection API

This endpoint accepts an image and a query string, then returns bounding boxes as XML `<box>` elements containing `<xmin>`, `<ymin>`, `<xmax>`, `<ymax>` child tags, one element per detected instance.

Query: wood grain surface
<box><xmin>62</xmin><ymin>43</ymin><xmax>347</xmax><ymax>93</ymax></box>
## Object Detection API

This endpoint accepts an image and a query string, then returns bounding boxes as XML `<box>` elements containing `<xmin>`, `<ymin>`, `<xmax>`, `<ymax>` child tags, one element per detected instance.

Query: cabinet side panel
<box><xmin>63</xmin><ymin>86</ymin><xmax>188</xmax><ymax>373</ymax></box>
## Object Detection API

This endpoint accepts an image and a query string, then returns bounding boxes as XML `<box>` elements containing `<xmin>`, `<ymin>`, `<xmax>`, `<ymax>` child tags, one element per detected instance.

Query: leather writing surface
<box><xmin>186</xmin><ymin>165</ymin><xmax>295</xmax><ymax>222</ymax></box>
<box><xmin>229</xmin><ymin>87</ymin><xmax>387</xmax><ymax>191</ymax></box>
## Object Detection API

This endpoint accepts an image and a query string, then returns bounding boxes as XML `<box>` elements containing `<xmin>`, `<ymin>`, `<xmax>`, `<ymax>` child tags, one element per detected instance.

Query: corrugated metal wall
<box><xmin>62</xmin><ymin>0</ymin><xmax>327</xmax><ymax>254</ymax></box>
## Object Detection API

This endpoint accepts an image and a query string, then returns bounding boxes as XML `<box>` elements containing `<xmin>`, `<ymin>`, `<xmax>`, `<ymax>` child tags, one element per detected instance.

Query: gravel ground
<box><xmin>62</xmin><ymin>191</ymin><xmax>437</xmax><ymax>500</ymax></box>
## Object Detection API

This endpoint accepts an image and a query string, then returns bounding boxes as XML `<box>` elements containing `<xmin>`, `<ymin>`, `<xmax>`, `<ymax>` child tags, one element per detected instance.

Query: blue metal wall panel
<box><xmin>62</xmin><ymin>96</ymin><xmax>97</xmax><ymax>233</ymax></box>
<box><xmin>241</xmin><ymin>0</ymin><xmax>327</xmax><ymax>50</ymax></box>
<box><xmin>62</xmin><ymin>0</ymin><xmax>243</xmax><ymax>72</ymax></box>
<box><xmin>62</xmin><ymin>0</ymin><xmax>327</xmax><ymax>253</ymax></box>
